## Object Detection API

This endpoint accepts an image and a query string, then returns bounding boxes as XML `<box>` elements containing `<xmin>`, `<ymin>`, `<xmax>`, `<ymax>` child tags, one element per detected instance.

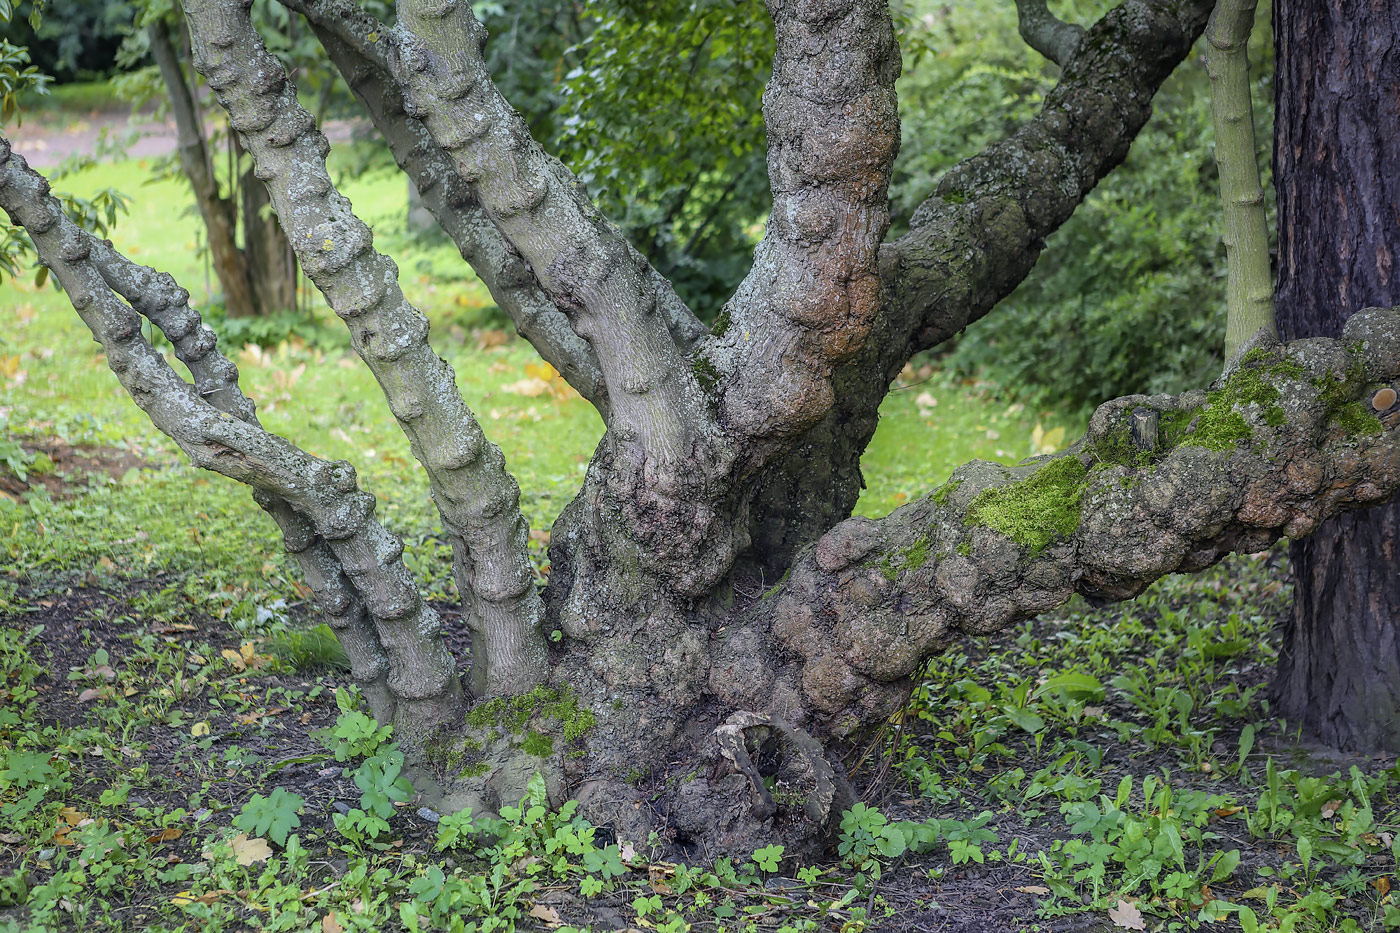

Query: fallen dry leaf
<box><xmin>475</xmin><ymin>328</ymin><xmax>509</xmax><ymax>350</ymax></box>
<box><xmin>321</xmin><ymin>910</ymin><xmax>344</xmax><ymax>933</ymax></box>
<box><xmin>1375</xmin><ymin>876</ymin><xmax>1392</xmax><ymax>896</ymax></box>
<box><xmin>58</xmin><ymin>807</ymin><xmax>88</xmax><ymax>826</ymax></box>
<box><xmin>1015</xmin><ymin>885</ymin><xmax>1051</xmax><ymax>895</ymax></box>
<box><xmin>147</xmin><ymin>828</ymin><xmax>184</xmax><ymax>844</ymax></box>
<box><xmin>1108</xmin><ymin>898</ymin><xmax>1146</xmax><ymax>931</ymax></box>
<box><xmin>230</xmin><ymin>833</ymin><xmax>273</xmax><ymax>866</ymax></box>
<box><xmin>1321</xmin><ymin>799</ymin><xmax>1343</xmax><ymax>819</ymax></box>
<box><xmin>527</xmin><ymin>904</ymin><xmax>562</xmax><ymax>927</ymax></box>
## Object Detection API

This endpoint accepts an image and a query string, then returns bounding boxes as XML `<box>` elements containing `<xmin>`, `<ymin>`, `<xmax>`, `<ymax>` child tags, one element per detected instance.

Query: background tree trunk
<box><xmin>150</xmin><ymin>18</ymin><xmax>300</xmax><ymax>318</ymax></box>
<box><xmin>148</xmin><ymin>19</ymin><xmax>261</xmax><ymax>319</ymax></box>
<box><xmin>238</xmin><ymin>143</ymin><xmax>299</xmax><ymax>315</ymax></box>
<box><xmin>1271</xmin><ymin>0</ymin><xmax>1400</xmax><ymax>752</ymax></box>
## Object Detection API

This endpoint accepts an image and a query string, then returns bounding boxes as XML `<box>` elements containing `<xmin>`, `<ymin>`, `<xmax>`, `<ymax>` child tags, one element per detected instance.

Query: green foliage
<box><xmin>261</xmin><ymin>622</ymin><xmax>350</xmax><ymax>672</ymax></box>
<box><xmin>233</xmin><ymin>787</ymin><xmax>305</xmax><ymax>847</ymax></box>
<box><xmin>321</xmin><ymin>688</ymin><xmax>394</xmax><ymax>761</ymax></box>
<box><xmin>353</xmin><ymin>747</ymin><xmax>415</xmax><ymax>820</ymax></box>
<box><xmin>751</xmin><ymin>843</ymin><xmax>784</xmax><ymax>873</ymax></box>
<box><xmin>0</xmin><ymin>0</ymin><xmax>127</xmax><ymax>83</ymax></box>
<box><xmin>837</xmin><ymin>803</ymin><xmax>909</xmax><ymax>868</ymax></box>
<box><xmin>552</xmin><ymin>0</ymin><xmax>772</xmax><ymax>314</ymax></box>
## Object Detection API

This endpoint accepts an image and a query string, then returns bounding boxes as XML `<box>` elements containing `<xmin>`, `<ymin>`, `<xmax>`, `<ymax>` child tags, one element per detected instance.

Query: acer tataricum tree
<box><xmin>3</xmin><ymin>0</ymin><xmax>1398</xmax><ymax>856</ymax></box>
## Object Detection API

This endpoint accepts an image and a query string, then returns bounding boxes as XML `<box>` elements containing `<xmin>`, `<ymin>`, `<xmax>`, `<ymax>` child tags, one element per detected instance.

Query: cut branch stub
<box><xmin>751</xmin><ymin>317</ymin><xmax>1400</xmax><ymax>737</ymax></box>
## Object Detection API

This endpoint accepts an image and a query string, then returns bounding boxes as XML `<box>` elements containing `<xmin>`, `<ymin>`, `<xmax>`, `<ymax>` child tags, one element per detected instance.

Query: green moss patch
<box><xmin>1332</xmin><ymin>400</ymin><xmax>1384</xmax><ymax>437</ymax></box>
<box><xmin>931</xmin><ymin>478</ymin><xmax>963</xmax><ymax>507</ymax></box>
<box><xmin>521</xmin><ymin>731</ymin><xmax>555</xmax><ymax>757</ymax></box>
<box><xmin>691</xmin><ymin>352</ymin><xmax>720</xmax><ymax>392</ymax></box>
<box><xmin>878</xmin><ymin>535</ymin><xmax>932</xmax><ymax>580</ymax></box>
<box><xmin>965</xmin><ymin>457</ymin><xmax>1088</xmax><ymax>554</ymax></box>
<box><xmin>463</xmin><ymin>684</ymin><xmax>596</xmax><ymax>750</ymax></box>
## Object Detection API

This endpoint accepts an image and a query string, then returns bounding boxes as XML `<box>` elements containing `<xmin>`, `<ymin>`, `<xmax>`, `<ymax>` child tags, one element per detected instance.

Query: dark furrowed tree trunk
<box><xmin>1271</xmin><ymin>0</ymin><xmax>1400</xmax><ymax>752</ymax></box>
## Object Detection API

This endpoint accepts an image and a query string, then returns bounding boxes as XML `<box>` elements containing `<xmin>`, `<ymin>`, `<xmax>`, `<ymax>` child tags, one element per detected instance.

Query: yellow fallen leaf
<box><xmin>221</xmin><ymin>648</ymin><xmax>247</xmax><ymax>672</ymax></box>
<box><xmin>58</xmin><ymin>806</ymin><xmax>88</xmax><ymax>826</ymax></box>
<box><xmin>231</xmin><ymin>834</ymin><xmax>273</xmax><ymax>866</ymax></box>
<box><xmin>191</xmin><ymin>722</ymin><xmax>211</xmax><ymax>737</ymax></box>
<box><xmin>147</xmin><ymin>828</ymin><xmax>184</xmax><ymax>843</ymax></box>
<box><xmin>171</xmin><ymin>888</ymin><xmax>230</xmax><ymax>906</ymax></box>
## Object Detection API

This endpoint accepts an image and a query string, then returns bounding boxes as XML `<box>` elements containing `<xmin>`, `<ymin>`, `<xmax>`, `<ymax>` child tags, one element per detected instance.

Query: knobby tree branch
<box><xmin>80</xmin><ymin>226</ymin><xmax>396</xmax><ymax>722</ymax></box>
<box><xmin>707</xmin><ymin>0</ymin><xmax>903</xmax><ymax>453</ymax></box>
<box><xmin>1014</xmin><ymin>0</ymin><xmax>1086</xmax><ymax>65</ymax></box>
<box><xmin>753</xmin><ymin>314</ymin><xmax>1400</xmax><ymax>734</ymax></box>
<box><xmin>888</xmin><ymin>0</ymin><xmax>1216</xmax><ymax>358</ymax></box>
<box><xmin>317</xmin><ymin>0</ymin><xmax>713</xmax><ymax>487</ymax></box>
<box><xmin>748</xmin><ymin>0</ymin><xmax>1219</xmax><ymax>569</ymax></box>
<box><xmin>276</xmin><ymin>0</ymin><xmax>612</xmax><ymax>413</ymax></box>
<box><xmin>180</xmin><ymin>0</ymin><xmax>547</xmax><ymax>697</ymax></box>
<box><xmin>0</xmin><ymin>139</ymin><xmax>463</xmax><ymax>740</ymax></box>
<box><xmin>1206</xmin><ymin>0</ymin><xmax>1276</xmax><ymax>359</ymax></box>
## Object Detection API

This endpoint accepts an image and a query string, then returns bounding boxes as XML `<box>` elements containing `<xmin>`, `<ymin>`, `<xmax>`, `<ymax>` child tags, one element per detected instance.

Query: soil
<box><xmin>0</xmin><ymin>438</ymin><xmax>155</xmax><ymax>501</ymax></box>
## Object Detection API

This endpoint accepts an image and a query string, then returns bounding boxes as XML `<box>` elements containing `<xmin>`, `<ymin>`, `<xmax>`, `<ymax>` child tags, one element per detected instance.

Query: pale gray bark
<box><xmin>81</xmin><ymin>229</ymin><xmax>395</xmax><ymax>722</ymax></box>
<box><xmin>0</xmin><ymin>140</ymin><xmax>462</xmax><ymax>741</ymax></box>
<box><xmin>390</xmin><ymin>0</ymin><xmax>714</xmax><ymax>492</ymax></box>
<box><xmin>277</xmin><ymin>0</ymin><xmax>612</xmax><ymax>413</ymax></box>
<box><xmin>181</xmin><ymin>0</ymin><xmax>547</xmax><ymax>697</ymax></box>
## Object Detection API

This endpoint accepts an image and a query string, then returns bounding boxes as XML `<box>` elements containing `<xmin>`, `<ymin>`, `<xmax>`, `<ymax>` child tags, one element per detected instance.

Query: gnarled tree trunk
<box><xmin>1271</xmin><ymin>0</ymin><xmax>1400</xmax><ymax>752</ymax></box>
<box><xmin>5</xmin><ymin>0</ymin><xmax>1400</xmax><ymax>857</ymax></box>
